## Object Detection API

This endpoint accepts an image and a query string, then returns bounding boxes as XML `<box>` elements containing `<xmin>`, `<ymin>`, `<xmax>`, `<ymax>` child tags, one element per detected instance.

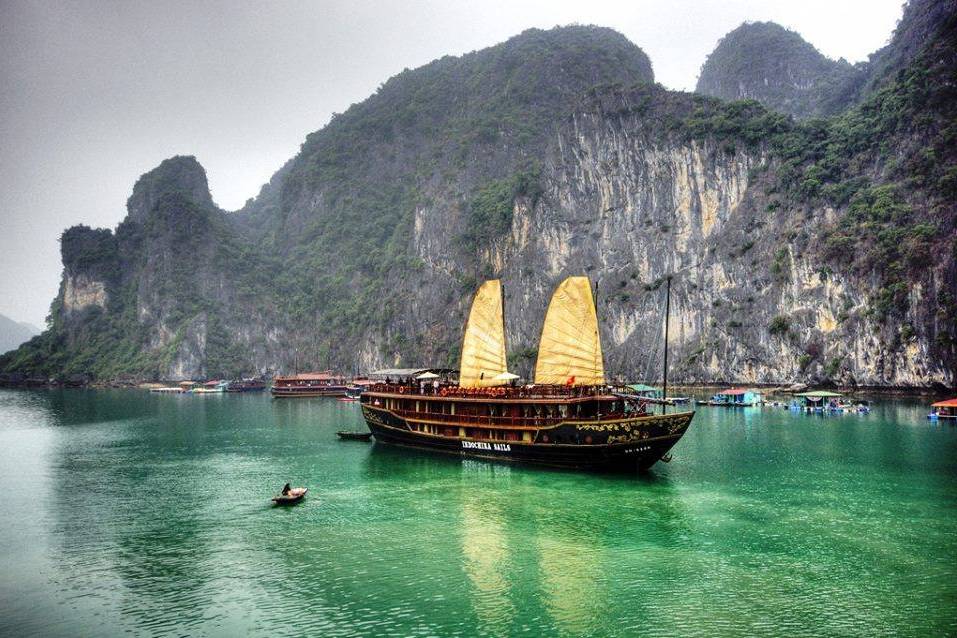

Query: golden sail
<box><xmin>459</xmin><ymin>280</ymin><xmax>509</xmax><ymax>388</ymax></box>
<box><xmin>534</xmin><ymin>276</ymin><xmax>605</xmax><ymax>386</ymax></box>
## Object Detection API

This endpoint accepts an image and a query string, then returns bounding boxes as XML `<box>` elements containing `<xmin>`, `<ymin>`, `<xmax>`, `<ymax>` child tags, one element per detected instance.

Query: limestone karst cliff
<box><xmin>2</xmin><ymin>9</ymin><xmax>955</xmax><ymax>388</ymax></box>
<box><xmin>695</xmin><ymin>21</ymin><xmax>862</xmax><ymax>119</ymax></box>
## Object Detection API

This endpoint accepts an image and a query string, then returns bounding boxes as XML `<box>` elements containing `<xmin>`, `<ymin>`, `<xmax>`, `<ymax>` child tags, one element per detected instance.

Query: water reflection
<box><xmin>460</xmin><ymin>496</ymin><xmax>515</xmax><ymax>635</ymax></box>
<box><xmin>45</xmin><ymin>424</ymin><xmax>219</xmax><ymax>633</ymax></box>
<box><xmin>535</xmin><ymin>533</ymin><xmax>607</xmax><ymax>635</ymax></box>
<box><xmin>2</xmin><ymin>390</ymin><xmax>956</xmax><ymax>636</ymax></box>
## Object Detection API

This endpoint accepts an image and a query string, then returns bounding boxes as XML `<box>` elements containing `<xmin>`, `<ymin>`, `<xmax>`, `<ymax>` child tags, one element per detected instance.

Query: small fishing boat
<box><xmin>192</xmin><ymin>380</ymin><xmax>228</xmax><ymax>394</ymax></box>
<box><xmin>272</xmin><ymin>487</ymin><xmax>307</xmax><ymax>504</ymax></box>
<box><xmin>338</xmin><ymin>386</ymin><xmax>363</xmax><ymax>401</ymax></box>
<box><xmin>336</xmin><ymin>430</ymin><xmax>373</xmax><ymax>441</ymax></box>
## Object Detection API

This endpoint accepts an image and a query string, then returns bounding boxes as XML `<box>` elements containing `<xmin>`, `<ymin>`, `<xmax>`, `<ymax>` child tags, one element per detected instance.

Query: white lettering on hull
<box><xmin>624</xmin><ymin>445</ymin><xmax>653</xmax><ymax>454</ymax></box>
<box><xmin>462</xmin><ymin>441</ymin><xmax>511</xmax><ymax>452</ymax></box>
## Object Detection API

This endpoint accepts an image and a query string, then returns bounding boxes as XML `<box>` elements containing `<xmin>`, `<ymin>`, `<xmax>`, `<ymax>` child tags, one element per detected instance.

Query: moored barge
<box><xmin>271</xmin><ymin>372</ymin><xmax>351</xmax><ymax>397</ymax></box>
<box><xmin>360</xmin><ymin>277</ymin><xmax>694</xmax><ymax>471</ymax></box>
<box><xmin>226</xmin><ymin>378</ymin><xmax>267</xmax><ymax>392</ymax></box>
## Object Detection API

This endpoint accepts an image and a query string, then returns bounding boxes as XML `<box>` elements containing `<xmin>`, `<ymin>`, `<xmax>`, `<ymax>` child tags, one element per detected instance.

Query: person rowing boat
<box><xmin>272</xmin><ymin>483</ymin><xmax>307</xmax><ymax>504</ymax></box>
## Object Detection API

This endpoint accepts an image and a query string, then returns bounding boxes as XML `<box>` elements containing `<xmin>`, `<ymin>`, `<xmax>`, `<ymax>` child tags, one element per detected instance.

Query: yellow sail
<box><xmin>459</xmin><ymin>280</ymin><xmax>509</xmax><ymax>387</ymax></box>
<box><xmin>534</xmin><ymin>276</ymin><xmax>605</xmax><ymax>386</ymax></box>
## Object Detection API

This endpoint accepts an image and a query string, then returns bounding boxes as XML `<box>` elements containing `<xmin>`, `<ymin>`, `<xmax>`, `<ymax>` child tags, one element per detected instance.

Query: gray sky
<box><xmin>0</xmin><ymin>0</ymin><xmax>903</xmax><ymax>327</ymax></box>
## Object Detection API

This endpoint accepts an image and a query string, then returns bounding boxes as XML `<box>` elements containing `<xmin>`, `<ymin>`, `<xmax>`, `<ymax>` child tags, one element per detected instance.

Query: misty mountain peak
<box><xmin>696</xmin><ymin>21</ymin><xmax>860</xmax><ymax>119</ymax></box>
<box><xmin>126</xmin><ymin>155</ymin><xmax>213</xmax><ymax>220</ymax></box>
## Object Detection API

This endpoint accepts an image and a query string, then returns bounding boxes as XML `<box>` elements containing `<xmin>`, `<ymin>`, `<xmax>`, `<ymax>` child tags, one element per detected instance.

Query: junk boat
<box><xmin>271</xmin><ymin>372</ymin><xmax>351</xmax><ymax>397</ymax></box>
<box><xmin>360</xmin><ymin>277</ymin><xmax>695</xmax><ymax>471</ymax></box>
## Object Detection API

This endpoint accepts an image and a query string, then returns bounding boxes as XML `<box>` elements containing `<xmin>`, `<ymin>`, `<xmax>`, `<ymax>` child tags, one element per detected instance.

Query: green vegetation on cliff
<box><xmin>1</xmin><ymin>5</ymin><xmax>955</xmax><ymax>385</ymax></box>
<box><xmin>695</xmin><ymin>21</ymin><xmax>861</xmax><ymax>119</ymax></box>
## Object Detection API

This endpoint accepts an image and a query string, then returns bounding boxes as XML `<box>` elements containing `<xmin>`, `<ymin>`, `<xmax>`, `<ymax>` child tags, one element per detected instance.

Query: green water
<box><xmin>0</xmin><ymin>389</ymin><xmax>955</xmax><ymax>637</ymax></box>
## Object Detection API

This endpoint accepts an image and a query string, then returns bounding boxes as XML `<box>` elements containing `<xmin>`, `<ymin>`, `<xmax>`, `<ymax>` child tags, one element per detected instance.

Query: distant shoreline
<box><xmin>0</xmin><ymin>379</ymin><xmax>951</xmax><ymax>397</ymax></box>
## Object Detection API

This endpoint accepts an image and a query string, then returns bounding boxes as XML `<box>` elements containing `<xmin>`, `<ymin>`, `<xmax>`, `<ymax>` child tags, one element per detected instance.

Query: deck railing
<box><xmin>382</xmin><ymin>406</ymin><xmax>634</xmax><ymax>427</ymax></box>
<box><xmin>367</xmin><ymin>383</ymin><xmax>616</xmax><ymax>400</ymax></box>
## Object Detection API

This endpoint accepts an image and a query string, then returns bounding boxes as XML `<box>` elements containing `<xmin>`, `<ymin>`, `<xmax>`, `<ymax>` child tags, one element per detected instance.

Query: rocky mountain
<box><xmin>696</xmin><ymin>0</ymin><xmax>957</xmax><ymax>120</ymax></box>
<box><xmin>695</xmin><ymin>21</ymin><xmax>863</xmax><ymax>119</ymax></box>
<box><xmin>0</xmin><ymin>314</ymin><xmax>39</xmax><ymax>355</ymax></box>
<box><xmin>2</xmin><ymin>5</ymin><xmax>955</xmax><ymax>389</ymax></box>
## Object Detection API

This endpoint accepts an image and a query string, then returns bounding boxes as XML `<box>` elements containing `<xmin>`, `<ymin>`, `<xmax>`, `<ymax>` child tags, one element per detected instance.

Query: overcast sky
<box><xmin>0</xmin><ymin>0</ymin><xmax>903</xmax><ymax>327</ymax></box>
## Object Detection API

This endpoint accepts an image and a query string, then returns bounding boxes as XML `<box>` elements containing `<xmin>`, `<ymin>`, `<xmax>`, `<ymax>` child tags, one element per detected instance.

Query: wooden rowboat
<box><xmin>272</xmin><ymin>487</ymin><xmax>307</xmax><ymax>504</ymax></box>
<box><xmin>336</xmin><ymin>430</ymin><xmax>372</xmax><ymax>441</ymax></box>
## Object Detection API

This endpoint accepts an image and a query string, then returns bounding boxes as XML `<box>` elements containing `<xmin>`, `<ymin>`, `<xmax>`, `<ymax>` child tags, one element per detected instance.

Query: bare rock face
<box><xmin>62</xmin><ymin>273</ymin><xmax>107</xmax><ymax>314</ymax></box>
<box><xmin>164</xmin><ymin>313</ymin><xmax>208</xmax><ymax>380</ymax></box>
<box><xmin>58</xmin><ymin>225</ymin><xmax>116</xmax><ymax>317</ymax></box>
<box><xmin>396</xmin><ymin>85</ymin><xmax>955</xmax><ymax>388</ymax></box>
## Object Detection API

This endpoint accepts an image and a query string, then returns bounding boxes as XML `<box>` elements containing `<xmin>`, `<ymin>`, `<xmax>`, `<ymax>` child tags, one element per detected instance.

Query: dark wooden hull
<box><xmin>337</xmin><ymin>431</ymin><xmax>373</xmax><ymax>441</ymax></box>
<box><xmin>271</xmin><ymin>386</ymin><xmax>349</xmax><ymax>398</ymax></box>
<box><xmin>361</xmin><ymin>404</ymin><xmax>693</xmax><ymax>472</ymax></box>
<box><xmin>272</xmin><ymin>488</ymin><xmax>307</xmax><ymax>504</ymax></box>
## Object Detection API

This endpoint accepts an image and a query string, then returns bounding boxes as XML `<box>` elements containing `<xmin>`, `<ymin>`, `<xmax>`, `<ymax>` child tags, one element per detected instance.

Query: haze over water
<box><xmin>0</xmin><ymin>389</ymin><xmax>955</xmax><ymax>636</ymax></box>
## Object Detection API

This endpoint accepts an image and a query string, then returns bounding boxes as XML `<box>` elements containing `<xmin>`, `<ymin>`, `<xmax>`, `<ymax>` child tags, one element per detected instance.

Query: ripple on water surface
<box><xmin>0</xmin><ymin>390</ymin><xmax>955</xmax><ymax>637</ymax></box>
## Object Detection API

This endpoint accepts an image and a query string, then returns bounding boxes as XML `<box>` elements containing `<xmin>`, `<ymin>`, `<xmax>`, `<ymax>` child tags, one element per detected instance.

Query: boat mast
<box><xmin>662</xmin><ymin>275</ymin><xmax>671</xmax><ymax>415</ymax></box>
<box><xmin>501</xmin><ymin>282</ymin><xmax>508</xmax><ymax>376</ymax></box>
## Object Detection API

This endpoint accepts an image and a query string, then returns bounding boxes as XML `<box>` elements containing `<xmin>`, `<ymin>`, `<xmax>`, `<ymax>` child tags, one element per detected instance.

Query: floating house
<box><xmin>789</xmin><ymin>390</ymin><xmax>872</xmax><ymax>413</ymax></box>
<box><xmin>793</xmin><ymin>390</ymin><xmax>843</xmax><ymax>410</ymax></box>
<box><xmin>929</xmin><ymin>398</ymin><xmax>957</xmax><ymax>420</ymax></box>
<box><xmin>704</xmin><ymin>388</ymin><xmax>763</xmax><ymax>406</ymax></box>
<box><xmin>627</xmin><ymin>383</ymin><xmax>662</xmax><ymax>399</ymax></box>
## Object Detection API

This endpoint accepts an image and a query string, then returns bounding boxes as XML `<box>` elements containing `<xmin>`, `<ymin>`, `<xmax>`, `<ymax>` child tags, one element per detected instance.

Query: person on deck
<box><xmin>281</xmin><ymin>483</ymin><xmax>291</xmax><ymax>496</ymax></box>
